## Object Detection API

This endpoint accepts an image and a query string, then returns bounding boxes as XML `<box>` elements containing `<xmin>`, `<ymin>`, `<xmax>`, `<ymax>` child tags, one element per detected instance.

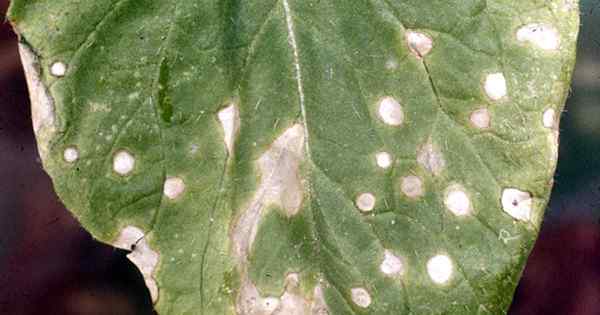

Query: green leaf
<box><xmin>8</xmin><ymin>0</ymin><xmax>578</xmax><ymax>314</ymax></box>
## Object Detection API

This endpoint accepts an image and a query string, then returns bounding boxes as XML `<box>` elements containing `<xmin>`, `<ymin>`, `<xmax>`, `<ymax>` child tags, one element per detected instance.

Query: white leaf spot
<box><xmin>380</xmin><ymin>250</ymin><xmax>404</xmax><ymax>276</ymax></box>
<box><xmin>113</xmin><ymin>226</ymin><xmax>159</xmax><ymax>303</ymax></box>
<box><xmin>406</xmin><ymin>31</ymin><xmax>433</xmax><ymax>58</ymax></box>
<box><xmin>444</xmin><ymin>185</ymin><xmax>472</xmax><ymax>216</ymax></box>
<box><xmin>50</xmin><ymin>61</ymin><xmax>67</xmax><ymax>77</ymax></box>
<box><xmin>163</xmin><ymin>177</ymin><xmax>185</xmax><ymax>200</ymax></box>
<box><xmin>113</xmin><ymin>150</ymin><xmax>135</xmax><ymax>176</ymax></box>
<box><xmin>218</xmin><ymin>103</ymin><xmax>240</xmax><ymax>155</ymax></box>
<box><xmin>400</xmin><ymin>175</ymin><xmax>424</xmax><ymax>199</ymax></box>
<box><xmin>543</xmin><ymin>108</ymin><xmax>556</xmax><ymax>129</ymax></box>
<box><xmin>356</xmin><ymin>193</ymin><xmax>376</xmax><ymax>212</ymax></box>
<box><xmin>470</xmin><ymin>108</ymin><xmax>491</xmax><ymax>129</ymax></box>
<box><xmin>63</xmin><ymin>147</ymin><xmax>79</xmax><ymax>163</ymax></box>
<box><xmin>484</xmin><ymin>73</ymin><xmax>507</xmax><ymax>101</ymax></box>
<box><xmin>375</xmin><ymin>152</ymin><xmax>393</xmax><ymax>169</ymax></box>
<box><xmin>427</xmin><ymin>254</ymin><xmax>453</xmax><ymax>285</ymax></box>
<box><xmin>517</xmin><ymin>24</ymin><xmax>560</xmax><ymax>50</ymax></box>
<box><xmin>417</xmin><ymin>142</ymin><xmax>445</xmax><ymax>176</ymax></box>
<box><xmin>501</xmin><ymin>188</ymin><xmax>533</xmax><ymax>221</ymax></box>
<box><xmin>385</xmin><ymin>58</ymin><xmax>399</xmax><ymax>70</ymax></box>
<box><xmin>377</xmin><ymin>96</ymin><xmax>404</xmax><ymax>126</ymax></box>
<box><xmin>350</xmin><ymin>288</ymin><xmax>372</xmax><ymax>308</ymax></box>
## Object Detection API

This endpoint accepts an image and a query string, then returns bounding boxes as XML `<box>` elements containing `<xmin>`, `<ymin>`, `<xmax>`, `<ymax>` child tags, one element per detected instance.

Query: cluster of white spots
<box><xmin>50</xmin><ymin>61</ymin><xmax>67</xmax><ymax>77</ymax></box>
<box><xmin>470</xmin><ymin>108</ymin><xmax>491</xmax><ymax>129</ymax></box>
<box><xmin>427</xmin><ymin>254</ymin><xmax>454</xmax><ymax>285</ymax></box>
<box><xmin>239</xmin><ymin>273</ymin><xmax>328</xmax><ymax>315</ymax></box>
<box><xmin>417</xmin><ymin>142</ymin><xmax>445</xmax><ymax>176</ymax></box>
<box><xmin>444</xmin><ymin>185</ymin><xmax>472</xmax><ymax>216</ymax></box>
<box><xmin>543</xmin><ymin>108</ymin><xmax>556</xmax><ymax>129</ymax></box>
<box><xmin>218</xmin><ymin>103</ymin><xmax>240</xmax><ymax>155</ymax></box>
<box><xmin>377</xmin><ymin>96</ymin><xmax>404</xmax><ymax>126</ymax></box>
<box><xmin>355</xmin><ymin>193</ymin><xmax>376</xmax><ymax>212</ymax></box>
<box><xmin>516</xmin><ymin>24</ymin><xmax>560</xmax><ymax>51</ymax></box>
<box><xmin>484</xmin><ymin>73</ymin><xmax>507</xmax><ymax>101</ymax></box>
<box><xmin>163</xmin><ymin>177</ymin><xmax>185</xmax><ymax>200</ymax></box>
<box><xmin>400</xmin><ymin>175</ymin><xmax>424</xmax><ymax>199</ymax></box>
<box><xmin>113</xmin><ymin>150</ymin><xmax>135</xmax><ymax>176</ymax></box>
<box><xmin>113</xmin><ymin>226</ymin><xmax>159</xmax><ymax>303</ymax></box>
<box><xmin>380</xmin><ymin>250</ymin><xmax>404</xmax><ymax>276</ymax></box>
<box><xmin>375</xmin><ymin>151</ymin><xmax>393</xmax><ymax>169</ymax></box>
<box><xmin>406</xmin><ymin>31</ymin><xmax>433</xmax><ymax>58</ymax></box>
<box><xmin>63</xmin><ymin>146</ymin><xmax>79</xmax><ymax>163</ymax></box>
<box><xmin>350</xmin><ymin>288</ymin><xmax>372</xmax><ymax>308</ymax></box>
<box><xmin>501</xmin><ymin>188</ymin><xmax>533</xmax><ymax>221</ymax></box>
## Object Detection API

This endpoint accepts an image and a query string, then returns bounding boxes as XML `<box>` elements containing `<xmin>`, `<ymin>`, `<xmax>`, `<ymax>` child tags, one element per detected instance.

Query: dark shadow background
<box><xmin>1</xmin><ymin>1</ymin><xmax>599</xmax><ymax>314</ymax></box>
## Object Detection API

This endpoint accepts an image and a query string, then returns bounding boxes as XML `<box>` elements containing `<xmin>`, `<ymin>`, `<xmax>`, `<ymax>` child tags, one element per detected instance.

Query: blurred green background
<box><xmin>0</xmin><ymin>1</ymin><xmax>599</xmax><ymax>314</ymax></box>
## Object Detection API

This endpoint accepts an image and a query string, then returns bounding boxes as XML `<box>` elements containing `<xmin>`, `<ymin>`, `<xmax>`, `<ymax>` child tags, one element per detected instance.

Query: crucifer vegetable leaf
<box><xmin>8</xmin><ymin>0</ymin><xmax>578</xmax><ymax>314</ymax></box>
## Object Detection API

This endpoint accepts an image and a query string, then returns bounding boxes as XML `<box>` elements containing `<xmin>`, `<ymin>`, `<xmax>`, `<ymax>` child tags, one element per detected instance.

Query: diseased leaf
<box><xmin>8</xmin><ymin>1</ymin><xmax>579</xmax><ymax>314</ymax></box>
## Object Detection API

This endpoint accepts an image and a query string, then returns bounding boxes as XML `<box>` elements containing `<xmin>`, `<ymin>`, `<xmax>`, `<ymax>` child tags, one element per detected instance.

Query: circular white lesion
<box><xmin>50</xmin><ymin>61</ymin><xmax>67</xmax><ymax>77</ymax></box>
<box><xmin>543</xmin><ymin>108</ymin><xmax>556</xmax><ymax>129</ymax></box>
<box><xmin>470</xmin><ymin>108</ymin><xmax>491</xmax><ymax>129</ymax></box>
<box><xmin>377</xmin><ymin>96</ymin><xmax>404</xmax><ymax>126</ymax></box>
<box><xmin>355</xmin><ymin>193</ymin><xmax>376</xmax><ymax>212</ymax></box>
<box><xmin>400</xmin><ymin>175</ymin><xmax>424</xmax><ymax>199</ymax></box>
<box><xmin>163</xmin><ymin>177</ymin><xmax>186</xmax><ymax>200</ymax></box>
<box><xmin>63</xmin><ymin>146</ymin><xmax>79</xmax><ymax>163</ymax></box>
<box><xmin>113</xmin><ymin>150</ymin><xmax>135</xmax><ymax>175</ymax></box>
<box><xmin>444</xmin><ymin>185</ymin><xmax>472</xmax><ymax>217</ymax></box>
<box><xmin>484</xmin><ymin>73</ymin><xmax>507</xmax><ymax>101</ymax></box>
<box><xmin>380</xmin><ymin>249</ymin><xmax>404</xmax><ymax>276</ymax></box>
<box><xmin>350</xmin><ymin>287</ymin><xmax>372</xmax><ymax>308</ymax></box>
<box><xmin>516</xmin><ymin>23</ymin><xmax>560</xmax><ymax>50</ymax></box>
<box><xmin>406</xmin><ymin>30</ymin><xmax>433</xmax><ymax>58</ymax></box>
<box><xmin>375</xmin><ymin>152</ymin><xmax>393</xmax><ymax>169</ymax></box>
<box><xmin>501</xmin><ymin>188</ymin><xmax>533</xmax><ymax>221</ymax></box>
<box><xmin>427</xmin><ymin>254</ymin><xmax>454</xmax><ymax>285</ymax></box>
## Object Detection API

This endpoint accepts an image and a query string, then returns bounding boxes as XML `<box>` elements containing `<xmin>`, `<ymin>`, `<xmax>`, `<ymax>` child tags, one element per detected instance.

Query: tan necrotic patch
<box><xmin>113</xmin><ymin>226</ymin><xmax>159</xmax><ymax>303</ymax></box>
<box><xmin>18</xmin><ymin>44</ymin><xmax>56</xmax><ymax>159</ymax></box>
<box><xmin>232</xmin><ymin>124</ymin><xmax>307</xmax><ymax>315</ymax></box>
<box><xmin>218</xmin><ymin>103</ymin><xmax>240</xmax><ymax>155</ymax></box>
